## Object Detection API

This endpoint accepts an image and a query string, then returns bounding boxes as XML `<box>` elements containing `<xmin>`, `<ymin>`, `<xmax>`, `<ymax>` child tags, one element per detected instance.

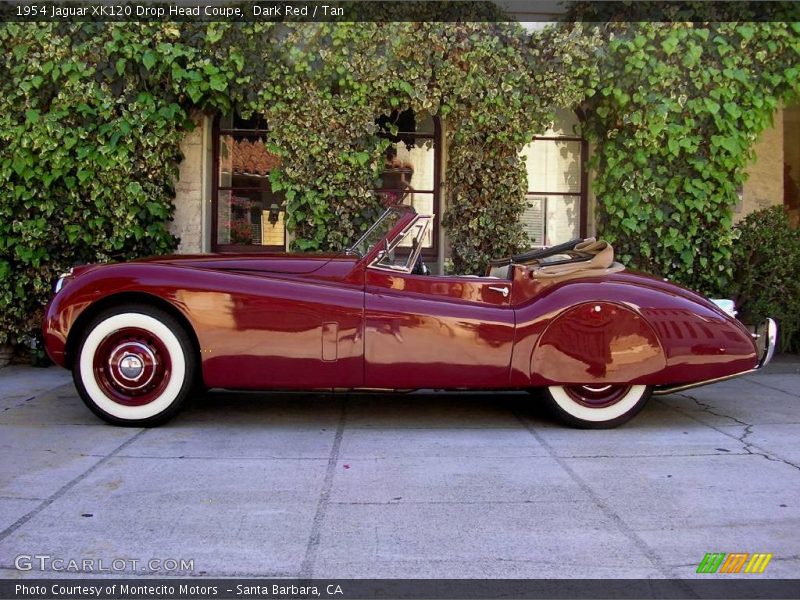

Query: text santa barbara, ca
<box><xmin>15</xmin><ymin>582</ymin><xmax>346</xmax><ymax>598</ymax></box>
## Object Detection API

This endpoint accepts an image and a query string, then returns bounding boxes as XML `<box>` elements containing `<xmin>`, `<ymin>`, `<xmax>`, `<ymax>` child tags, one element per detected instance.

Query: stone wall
<box><xmin>170</xmin><ymin>114</ymin><xmax>210</xmax><ymax>253</ymax></box>
<box><xmin>783</xmin><ymin>103</ymin><xmax>800</xmax><ymax>228</ymax></box>
<box><xmin>735</xmin><ymin>109</ymin><xmax>785</xmax><ymax>222</ymax></box>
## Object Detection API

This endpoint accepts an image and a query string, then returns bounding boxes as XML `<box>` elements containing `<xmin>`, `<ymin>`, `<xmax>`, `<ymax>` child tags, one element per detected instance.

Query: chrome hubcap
<box><xmin>563</xmin><ymin>384</ymin><xmax>633</xmax><ymax>409</ymax></box>
<box><xmin>582</xmin><ymin>385</ymin><xmax>612</xmax><ymax>393</ymax></box>
<box><xmin>118</xmin><ymin>354</ymin><xmax>144</xmax><ymax>380</ymax></box>
<box><xmin>107</xmin><ymin>342</ymin><xmax>157</xmax><ymax>391</ymax></box>
<box><xmin>94</xmin><ymin>327</ymin><xmax>173</xmax><ymax>407</ymax></box>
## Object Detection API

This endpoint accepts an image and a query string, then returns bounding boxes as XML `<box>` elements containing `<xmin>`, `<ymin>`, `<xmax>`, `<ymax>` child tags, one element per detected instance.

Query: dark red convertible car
<box><xmin>43</xmin><ymin>206</ymin><xmax>776</xmax><ymax>428</ymax></box>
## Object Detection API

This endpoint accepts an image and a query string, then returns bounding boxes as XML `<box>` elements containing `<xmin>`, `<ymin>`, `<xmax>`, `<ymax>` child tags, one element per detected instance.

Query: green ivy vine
<box><xmin>578</xmin><ymin>21</ymin><xmax>800</xmax><ymax>295</ymax></box>
<box><xmin>0</xmin><ymin>19</ymin><xmax>592</xmax><ymax>345</ymax></box>
<box><xmin>0</xmin><ymin>18</ymin><xmax>798</xmax><ymax>352</ymax></box>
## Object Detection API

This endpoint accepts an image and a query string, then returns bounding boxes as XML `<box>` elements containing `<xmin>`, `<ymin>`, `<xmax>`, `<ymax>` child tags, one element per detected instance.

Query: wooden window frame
<box><xmin>377</xmin><ymin>116</ymin><xmax>442</xmax><ymax>259</ymax></box>
<box><xmin>525</xmin><ymin>134</ymin><xmax>589</xmax><ymax>243</ymax></box>
<box><xmin>212</xmin><ymin>114</ymin><xmax>286</xmax><ymax>253</ymax></box>
<box><xmin>212</xmin><ymin>112</ymin><xmax>443</xmax><ymax>256</ymax></box>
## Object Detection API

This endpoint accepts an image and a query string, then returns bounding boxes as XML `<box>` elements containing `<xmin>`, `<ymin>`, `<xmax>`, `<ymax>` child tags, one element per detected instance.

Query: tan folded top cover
<box><xmin>527</xmin><ymin>238</ymin><xmax>625</xmax><ymax>280</ymax></box>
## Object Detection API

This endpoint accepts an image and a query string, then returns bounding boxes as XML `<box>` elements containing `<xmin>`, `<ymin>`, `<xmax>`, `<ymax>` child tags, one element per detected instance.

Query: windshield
<box><xmin>347</xmin><ymin>208</ymin><xmax>404</xmax><ymax>258</ymax></box>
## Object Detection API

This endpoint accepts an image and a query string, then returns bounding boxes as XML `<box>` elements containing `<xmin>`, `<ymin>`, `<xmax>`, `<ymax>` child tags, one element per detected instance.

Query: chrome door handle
<box><xmin>488</xmin><ymin>286</ymin><xmax>509</xmax><ymax>298</ymax></box>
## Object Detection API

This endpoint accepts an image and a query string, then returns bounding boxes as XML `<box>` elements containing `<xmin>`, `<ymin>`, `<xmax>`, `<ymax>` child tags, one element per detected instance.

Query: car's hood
<box><xmin>128</xmin><ymin>252</ymin><xmax>347</xmax><ymax>275</ymax></box>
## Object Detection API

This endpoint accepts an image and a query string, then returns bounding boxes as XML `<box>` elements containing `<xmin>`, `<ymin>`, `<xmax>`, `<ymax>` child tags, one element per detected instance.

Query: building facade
<box><xmin>170</xmin><ymin>104</ymin><xmax>797</xmax><ymax>273</ymax></box>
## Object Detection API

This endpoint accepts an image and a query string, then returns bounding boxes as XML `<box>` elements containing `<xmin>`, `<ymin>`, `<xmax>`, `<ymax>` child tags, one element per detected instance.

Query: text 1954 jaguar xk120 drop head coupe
<box><xmin>43</xmin><ymin>206</ymin><xmax>776</xmax><ymax>428</ymax></box>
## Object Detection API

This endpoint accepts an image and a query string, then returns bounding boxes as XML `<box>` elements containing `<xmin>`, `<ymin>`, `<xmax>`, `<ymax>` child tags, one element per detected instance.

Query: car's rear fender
<box><xmin>508</xmin><ymin>278</ymin><xmax>759</xmax><ymax>387</ymax></box>
<box><xmin>530</xmin><ymin>300</ymin><xmax>666</xmax><ymax>386</ymax></box>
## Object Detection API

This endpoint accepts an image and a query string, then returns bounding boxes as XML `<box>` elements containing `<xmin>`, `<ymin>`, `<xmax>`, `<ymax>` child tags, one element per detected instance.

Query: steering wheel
<box><xmin>412</xmin><ymin>254</ymin><xmax>430</xmax><ymax>276</ymax></box>
<box><xmin>411</xmin><ymin>238</ymin><xmax>430</xmax><ymax>275</ymax></box>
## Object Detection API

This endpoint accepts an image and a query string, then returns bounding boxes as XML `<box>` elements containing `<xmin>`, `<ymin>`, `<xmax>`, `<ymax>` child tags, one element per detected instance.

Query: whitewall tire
<box><xmin>73</xmin><ymin>305</ymin><xmax>196</xmax><ymax>426</ymax></box>
<box><xmin>543</xmin><ymin>384</ymin><xmax>652</xmax><ymax>429</ymax></box>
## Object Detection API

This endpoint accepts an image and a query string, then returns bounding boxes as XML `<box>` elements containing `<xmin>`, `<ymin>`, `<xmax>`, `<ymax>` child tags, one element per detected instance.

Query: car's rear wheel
<box><xmin>543</xmin><ymin>384</ymin><xmax>652</xmax><ymax>429</ymax></box>
<box><xmin>73</xmin><ymin>305</ymin><xmax>196</xmax><ymax>427</ymax></box>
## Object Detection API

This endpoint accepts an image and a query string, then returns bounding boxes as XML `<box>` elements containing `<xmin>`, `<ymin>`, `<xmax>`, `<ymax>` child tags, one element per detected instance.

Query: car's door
<box><xmin>364</xmin><ymin>217</ymin><xmax>516</xmax><ymax>389</ymax></box>
<box><xmin>184</xmin><ymin>261</ymin><xmax>365</xmax><ymax>391</ymax></box>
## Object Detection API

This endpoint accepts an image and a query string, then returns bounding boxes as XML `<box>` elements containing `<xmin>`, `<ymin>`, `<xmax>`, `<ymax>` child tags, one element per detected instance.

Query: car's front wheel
<box><xmin>543</xmin><ymin>384</ymin><xmax>652</xmax><ymax>429</ymax></box>
<box><xmin>73</xmin><ymin>305</ymin><xmax>196</xmax><ymax>427</ymax></box>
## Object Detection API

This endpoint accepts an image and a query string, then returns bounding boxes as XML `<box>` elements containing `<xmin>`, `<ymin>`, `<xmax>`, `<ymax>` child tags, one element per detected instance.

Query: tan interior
<box><xmin>527</xmin><ymin>238</ymin><xmax>625</xmax><ymax>280</ymax></box>
<box><xmin>488</xmin><ymin>238</ymin><xmax>625</xmax><ymax>281</ymax></box>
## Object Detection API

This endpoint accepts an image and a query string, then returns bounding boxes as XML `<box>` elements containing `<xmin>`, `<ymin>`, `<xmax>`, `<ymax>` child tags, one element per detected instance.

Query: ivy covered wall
<box><xmin>0</xmin><ymin>20</ymin><xmax>798</xmax><ymax>350</ymax></box>
<box><xmin>578</xmin><ymin>21</ymin><xmax>799</xmax><ymax>295</ymax></box>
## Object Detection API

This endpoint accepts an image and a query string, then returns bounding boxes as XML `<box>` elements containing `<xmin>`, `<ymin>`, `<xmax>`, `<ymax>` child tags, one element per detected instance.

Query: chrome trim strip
<box><xmin>654</xmin><ymin>317</ymin><xmax>777</xmax><ymax>396</ymax></box>
<box><xmin>652</xmin><ymin>369</ymin><xmax>758</xmax><ymax>396</ymax></box>
<box><xmin>583</xmin><ymin>384</ymin><xmax>613</xmax><ymax>392</ymax></box>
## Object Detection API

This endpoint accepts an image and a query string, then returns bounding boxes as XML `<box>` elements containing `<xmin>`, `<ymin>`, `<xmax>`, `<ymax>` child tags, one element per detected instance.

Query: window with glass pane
<box><xmin>524</xmin><ymin>140</ymin><xmax>582</xmax><ymax>195</ymax></box>
<box><xmin>520</xmin><ymin>111</ymin><xmax>586</xmax><ymax>247</ymax></box>
<box><xmin>214</xmin><ymin>113</ymin><xmax>286</xmax><ymax>251</ymax></box>
<box><xmin>376</xmin><ymin>110</ymin><xmax>440</xmax><ymax>255</ymax></box>
<box><xmin>377</xmin><ymin>219</ymin><xmax>430</xmax><ymax>271</ymax></box>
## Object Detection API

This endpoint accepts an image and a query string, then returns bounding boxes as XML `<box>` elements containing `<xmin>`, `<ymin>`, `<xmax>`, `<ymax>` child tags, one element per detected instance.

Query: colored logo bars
<box><xmin>697</xmin><ymin>553</ymin><xmax>773</xmax><ymax>574</ymax></box>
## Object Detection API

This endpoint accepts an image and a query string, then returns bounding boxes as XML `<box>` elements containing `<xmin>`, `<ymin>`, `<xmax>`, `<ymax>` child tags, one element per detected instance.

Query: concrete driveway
<box><xmin>0</xmin><ymin>360</ymin><xmax>798</xmax><ymax>580</ymax></box>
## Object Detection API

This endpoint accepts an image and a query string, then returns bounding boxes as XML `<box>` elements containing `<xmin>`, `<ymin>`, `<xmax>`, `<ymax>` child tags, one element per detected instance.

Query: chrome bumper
<box><xmin>653</xmin><ymin>318</ymin><xmax>777</xmax><ymax>396</ymax></box>
<box><xmin>755</xmin><ymin>317</ymin><xmax>778</xmax><ymax>369</ymax></box>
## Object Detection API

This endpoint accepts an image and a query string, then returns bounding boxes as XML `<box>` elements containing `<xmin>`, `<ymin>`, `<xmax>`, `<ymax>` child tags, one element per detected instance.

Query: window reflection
<box><xmin>376</xmin><ymin>109</ymin><xmax>440</xmax><ymax>254</ymax></box>
<box><xmin>520</xmin><ymin>110</ymin><xmax>585</xmax><ymax>247</ymax></box>
<box><xmin>215</xmin><ymin>114</ymin><xmax>286</xmax><ymax>250</ymax></box>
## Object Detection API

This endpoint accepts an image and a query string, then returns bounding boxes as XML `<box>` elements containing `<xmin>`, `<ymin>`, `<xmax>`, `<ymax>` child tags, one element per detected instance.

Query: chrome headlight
<box><xmin>54</xmin><ymin>268</ymin><xmax>74</xmax><ymax>294</ymax></box>
<box><xmin>710</xmin><ymin>298</ymin><xmax>737</xmax><ymax>318</ymax></box>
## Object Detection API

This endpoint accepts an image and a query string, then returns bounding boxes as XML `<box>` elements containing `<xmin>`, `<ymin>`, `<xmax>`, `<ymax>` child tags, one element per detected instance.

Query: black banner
<box><xmin>2</xmin><ymin>579</ymin><xmax>800</xmax><ymax>600</ymax></box>
<box><xmin>1</xmin><ymin>1</ymin><xmax>799</xmax><ymax>23</ymax></box>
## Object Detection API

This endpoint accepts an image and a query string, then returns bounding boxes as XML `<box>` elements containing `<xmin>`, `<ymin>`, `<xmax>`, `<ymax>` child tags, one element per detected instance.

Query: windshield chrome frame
<box><xmin>368</xmin><ymin>214</ymin><xmax>432</xmax><ymax>275</ymax></box>
<box><xmin>346</xmin><ymin>207</ymin><xmax>408</xmax><ymax>258</ymax></box>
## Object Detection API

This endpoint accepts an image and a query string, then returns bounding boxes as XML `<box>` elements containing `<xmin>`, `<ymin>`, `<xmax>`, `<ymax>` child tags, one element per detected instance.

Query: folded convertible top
<box><xmin>487</xmin><ymin>238</ymin><xmax>624</xmax><ymax>280</ymax></box>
